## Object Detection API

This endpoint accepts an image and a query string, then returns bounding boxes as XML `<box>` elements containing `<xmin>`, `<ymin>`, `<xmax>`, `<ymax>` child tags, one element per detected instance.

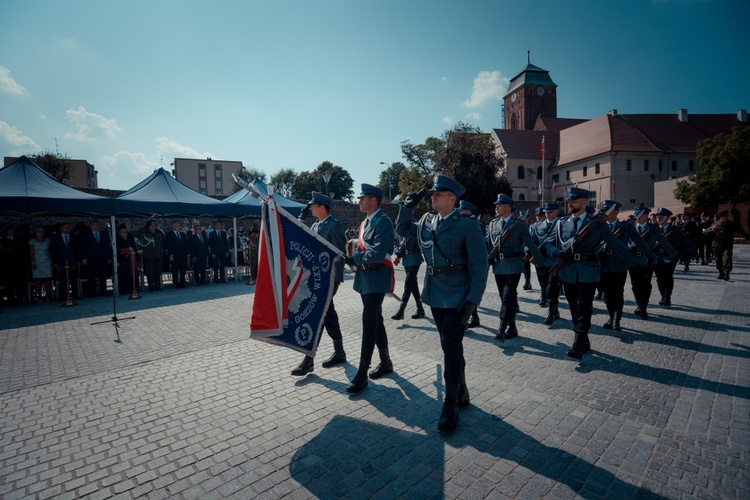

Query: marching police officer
<box><xmin>345</xmin><ymin>184</ymin><xmax>396</xmax><ymax>394</ymax></box>
<box><xmin>291</xmin><ymin>191</ymin><xmax>348</xmax><ymax>376</ymax></box>
<box><xmin>530</xmin><ymin>202</ymin><xmax>562</xmax><ymax>325</ymax></box>
<box><xmin>396</xmin><ymin>175</ymin><xmax>488</xmax><ymax>432</ymax></box>
<box><xmin>598</xmin><ymin>200</ymin><xmax>654</xmax><ymax>332</ymax></box>
<box><xmin>391</xmin><ymin>199</ymin><xmax>425</xmax><ymax>321</ymax></box>
<box><xmin>487</xmin><ymin>195</ymin><xmax>544</xmax><ymax>342</ymax></box>
<box><xmin>544</xmin><ymin>188</ymin><xmax>642</xmax><ymax>360</ymax></box>
<box><xmin>653</xmin><ymin>208</ymin><xmax>698</xmax><ymax>307</ymax></box>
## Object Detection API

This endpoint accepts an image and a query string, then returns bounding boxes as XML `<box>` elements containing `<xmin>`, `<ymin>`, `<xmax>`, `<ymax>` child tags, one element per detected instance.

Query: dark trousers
<box><xmin>86</xmin><ymin>260</ymin><xmax>108</xmax><ymax>296</ymax></box>
<box><xmin>432</xmin><ymin>307</ymin><xmax>466</xmax><ymax>385</ymax></box>
<box><xmin>360</xmin><ymin>293</ymin><xmax>388</xmax><ymax>364</ymax></box>
<box><xmin>494</xmin><ymin>273</ymin><xmax>521</xmax><ymax>321</ymax></box>
<box><xmin>562</xmin><ymin>280</ymin><xmax>597</xmax><ymax>333</ymax></box>
<box><xmin>713</xmin><ymin>245</ymin><xmax>733</xmax><ymax>275</ymax></box>
<box><xmin>172</xmin><ymin>258</ymin><xmax>186</xmax><ymax>287</ymax></box>
<box><xmin>401</xmin><ymin>265</ymin><xmax>422</xmax><ymax>306</ymax></box>
<box><xmin>523</xmin><ymin>260</ymin><xmax>531</xmax><ymax>283</ymax></box>
<box><xmin>546</xmin><ymin>273</ymin><xmax>560</xmax><ymax>307</ymax></box>
<box><xmin>213</xmin><ymin>254</ymin><xmax>227</xmax><ymax>282</ymax></box>
<box><xmin>654</xmin><ymin>262</ymin><xmax>677</xmax><ymax>298</ymax></box>
<box><xmin>630</xmin><ymin>265</ymin><xmax>654</xmax><ymax>308</ymax></box>
<box><xmin>601</xmin><ymin>271</ymin><xmax>628</xmax><ymax>315</ymax></box>
<box><xmin>143</xmin><ymin>257</ymin><xmax>162</xmax><ymax>291</ymax></box>
<box><xmin>193</xmin><ymin>257</ymin><xmax>207</xmax><ymax>285</ymax></box>
<box><xmin>535</xmin><ymin>266</ymin><xmax>552</xmax><ymax>303</ymax></box>
<box><xmin>324</xmin><ymin>283</ymin><xmax>343</xmax><ymax>342</ymax></box>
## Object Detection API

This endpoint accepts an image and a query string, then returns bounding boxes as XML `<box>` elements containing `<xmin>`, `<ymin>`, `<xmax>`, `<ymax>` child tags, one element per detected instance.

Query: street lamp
<box><xmin>379</xmin><ymin>162</ymin><xmax>392</xmax><ymax>202</ymax></box>
<box><xmin>322</xmin><ymin>173</ymin><xmax>332</xmax><ymax>196</ymax></box>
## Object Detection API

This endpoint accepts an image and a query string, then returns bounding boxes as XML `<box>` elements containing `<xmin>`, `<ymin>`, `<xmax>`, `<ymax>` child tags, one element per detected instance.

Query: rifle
<box><xmin>612</xmin><ymin>216</ymin><xmax>637</xmax><ymax>238</ymax></box>
<box><xmin>549</xmin><ymin>205</ymin><xmax>616</xmax><ymax>278</ymax></box>
<box><xmin>488</xmin><ymin>210</ymin><xmax>528</xmax><ymax>264</ymax></box>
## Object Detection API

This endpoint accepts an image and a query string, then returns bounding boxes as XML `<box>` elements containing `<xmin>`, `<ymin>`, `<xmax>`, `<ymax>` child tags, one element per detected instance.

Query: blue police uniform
<box><xmin>653</xmin><ymin>208</ymin><xmax>699</xmax><ymax>307</ymax></box>
<box><xmin>391</xmin><ymin>217</ymin><xmax>425</xmax><ymax>320</ymax></box>
<box><xmin>396</xmin><ymin>175</ymin><xmax>488</xmax><ymax>432</ymax></box>
<box><xmin>543</xmin><ymin>188</ymin><xmax>641</xmax><ymax>360</ymax></box>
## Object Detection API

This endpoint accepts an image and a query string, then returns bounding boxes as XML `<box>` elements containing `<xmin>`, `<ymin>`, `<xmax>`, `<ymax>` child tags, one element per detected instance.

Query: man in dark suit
<box><xmin>80</xmin><ymin>220</ymin><xmax>111</xmax><ymax>297</ymax></box>
<box><xmin>291</xmin><ymin>192</ymin><xmax>348</xmax><ymax>376</ymax></box>
<box><xmin>164</xmin><ymin>221</ymin><xmax>188</xmax><ymax>288</ymax></box>
<box><xmin>344</xmin><ymin>184</ymin><xmax>396</xmax><ymax>394</ymax></box>
<box><xmin>50</xmin><ymin>222</ymin><xmax>81</xmax><ymax>300</ymax></box>
<box><xmin>189</xmin><ymin>225</ymin><xmax>209</xmax><ymax>285</ymax></box>
<box><xmin>209</xmin><ymin>221</ymin><xmax>230</xmax><ymax>283</ymax></box>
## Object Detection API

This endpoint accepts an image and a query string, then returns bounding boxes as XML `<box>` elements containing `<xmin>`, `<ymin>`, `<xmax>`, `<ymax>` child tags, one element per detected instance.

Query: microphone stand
<box><xmin>91</xmin><ymin>222</ymin><xmax>134</xmax><ymax>344</ymax></box>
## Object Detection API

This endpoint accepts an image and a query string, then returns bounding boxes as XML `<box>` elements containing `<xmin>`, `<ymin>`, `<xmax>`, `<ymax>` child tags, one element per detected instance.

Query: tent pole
<box><xmin>110</xmin><ymin>214</ymin><xmax>118</xmax><ymax>294</ymax></box>
<box><xmin>233</xmin><ymin>217</ymin><xmax>239</xmax><ymax>282</ymax></box>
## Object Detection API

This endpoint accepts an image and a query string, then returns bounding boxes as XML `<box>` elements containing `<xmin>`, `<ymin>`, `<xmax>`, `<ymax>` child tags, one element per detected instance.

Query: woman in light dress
<box><xmin>29</xmin><ymin>227</ymin><xmax>53</xmax><ymax>301</ymax></box>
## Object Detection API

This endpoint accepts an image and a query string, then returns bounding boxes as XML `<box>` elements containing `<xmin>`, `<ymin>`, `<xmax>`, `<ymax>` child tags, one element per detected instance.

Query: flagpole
<box><xmin>540</xmin><ymin>135</ymin><xmax>546</xmax><ymax>206</ymax></box>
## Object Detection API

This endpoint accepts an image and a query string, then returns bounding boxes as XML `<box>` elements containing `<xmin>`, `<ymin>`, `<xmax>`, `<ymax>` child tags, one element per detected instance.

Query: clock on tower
<box><xmin>503</xmin><ymin>57</ymin><xmax>558</xmax><ymax>130</ymax></box>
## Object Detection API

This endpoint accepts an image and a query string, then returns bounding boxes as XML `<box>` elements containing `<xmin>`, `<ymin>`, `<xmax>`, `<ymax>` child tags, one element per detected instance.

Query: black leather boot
<box><xmin>603</xmin><ymin>313</ymin><xmax>614</xmax><ymax>329</ymax></box>
<box><xmin>346</xmin><ymin>360</ymin><xmax>369</xmax><ymax>393</ymax></box>
<box><xmin>411</xmin><ymin>302</ymin><xmax>426</xmax><ymax>319</ymax></box>
<box><xmin>369</xmin><ymin>348</ymin><xmax>393</xmax><ymax>379</ymax></box>
<box><xmin>438</xmin><ymin>384</ymin><xmax>460</xmax><ymax>432</ymax></box>
<box><xmin>664</xmin><ymin>295</ymin><xmax>671</xmax><ymax>307</ymax></box>
<box><xmin>566</xmin><ymin>331</ymin><xmax>586</xmax><ymax>360</ymax></box>
<box><xmin>391</xmin><ymin>302</ymin><xmax>406</xmax><ymax>320</ymax></box>
<box><xmin>291</xmin><ymin>356</ymin><xmax>314</xmax><ymax>376</ymax></box>
<box><xmin>580</xmin><ymin>332</ymin><xmax>591</xmax><ymax>353</ymax></box>
<box><xmin>613</xmin><ymin>312</ymin><xmax>622</xmax><ymax>332</ymax></box>
<box><xmin>322</xmin><ymin>338</ymin><xmax>346</xmax><ymax>368</ymax></box>
<box><xmin>505</xmin><ymin>319</ymin><xmax>518</xmax><ymax>339</ymax></box>
<box><xmin>457</xmin><ymin>372</ymin><xmax>470</xmax><ymax>408</ymax></box>
<box><xmin>544</xmin><ymin>305</ymin><xmax>558</xmax><ymax>325</ymax></box>
<box><xmin>495</xmin><ymin>319</ymin><xmax>508</xmax><ymax>342</ymax></box>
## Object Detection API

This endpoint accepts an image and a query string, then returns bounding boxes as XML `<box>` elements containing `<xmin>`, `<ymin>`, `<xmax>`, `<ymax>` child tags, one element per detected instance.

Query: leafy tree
<box><xmin>232</xmin><ymin>165</ymin><xmax>267</xmax><ymax>193</ymax></box>
<box><xmin>28</xmin><ymin>149</ymin><xmax>73</xmax><ymax>182</ymax></box>
<box><xmin>291</xmin><ymin>161</ymin><xmax>354</xmax><ymax>201</ymax></box>
<box><xmin>437</xmin><ymin>122</ymin><xmax>509</xmax><ymax>215</ymax></box>
<box><xmin>377</xmin><ymin>161</ymin><xmax>406</xmax><ymax>202</ymax></box>
<box><xmin>270</xmin><ymin>168</ymin><xmax>297</xmax><ymax>197</ymax></box>
<box><xmin>674</xmin><ymin>125</ymin><xmax>750</xmax><ymax>208</ymax></box>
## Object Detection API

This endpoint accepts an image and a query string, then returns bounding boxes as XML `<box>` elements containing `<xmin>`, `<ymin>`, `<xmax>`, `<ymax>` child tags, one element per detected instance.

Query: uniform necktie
<box><xmin>572</xmin><ymin>216</ymin><xmax>579</xmax><ymax>234</ymax></box>
<box><xmin>499</xmin><ymin>219</ymin><xmax>505</xmax><ymax>233</ymax></box>
<box><xmin>198</xmin><ymin>234</ymin><xmax>202</xmax><ymax>242</ymax></box>
<box><xmin>638</xmin><ymin>225</ymin><xmax>643</xmax><ymax>235</ymax></box>
<box><xmin>94</xmin><ymin>232</ymin><xmax>100</xmax><ymax>244</ymax></box>
<box><xmin>63</xmin><ymin>234</ymin><xmax>69</xmax><ymax>246</ymax></box>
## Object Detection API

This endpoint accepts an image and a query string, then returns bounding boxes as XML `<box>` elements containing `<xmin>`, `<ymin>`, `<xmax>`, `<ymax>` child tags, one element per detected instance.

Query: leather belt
<box><xmin>427</xmin><ymin>264</ymin><xmax>467</xmax><ymax>276</ymax></box>
<box><xmin>495</xmin><ymin>252</ymin><xmax>521</xmax><ymax>260</ymax></box>
<box><xmin>631</xmin><ymin>249</ymin><xmax>643</xmax><ymax>257</ymax></box>
<box><xmin>359</xmin><ymin>262</ymin><xmax>384</xmax><ymax>270</ymax></box>
<box><xmin>573</xmin><ymin>253</ymin><xmax>598</xmax><ymax>261</ymax></box>
<box><xmin>605</xmin><ymin>248</ymin><xmax>613</xmax><ymax>255</ymax></box>
<box><xmin>656</xmin><ymin>248</ymin><xmax>666</xmax><ymax>254</ymax></box>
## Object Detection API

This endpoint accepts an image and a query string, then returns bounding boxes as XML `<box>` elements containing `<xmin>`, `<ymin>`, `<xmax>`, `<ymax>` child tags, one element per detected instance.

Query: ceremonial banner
<box><xmin>250</xmin><ymin>193</ymin><xmax>342</xmax><ymax>357</ymax></box>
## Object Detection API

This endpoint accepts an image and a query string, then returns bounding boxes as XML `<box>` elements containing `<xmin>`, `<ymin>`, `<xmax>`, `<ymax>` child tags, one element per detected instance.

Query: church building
<box><xmin>491</xmin><ymin>57</ymin><xmax>748</xmax><ymax>210</ymax></box>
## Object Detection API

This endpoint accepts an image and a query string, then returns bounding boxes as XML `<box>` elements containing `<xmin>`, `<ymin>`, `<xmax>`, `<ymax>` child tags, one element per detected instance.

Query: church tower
<box><xmin>503</xmin><ymin>53</ymin><xmax>557</xmax><ymax>130</ymax></box>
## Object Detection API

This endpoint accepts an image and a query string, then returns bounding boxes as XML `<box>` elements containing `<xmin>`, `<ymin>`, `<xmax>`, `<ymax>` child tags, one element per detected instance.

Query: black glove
<box><xmin>402</xmin><ymin>188</ymin><xmax>427</xmax><ymax>208</ymax></box>
<box><xmin>344</xmin><ymin>256</ymin><xmax>356</xmax><ymax>267</ymax></box>
<box><xmin>457</xmin><ymin>300</ymin><xmax>477</xmax><ymax>327</ymax></box>
<box><xmin>298</xmin><ymin>204</ymin><xmax>312</xmax><ymax>220</ymax></box>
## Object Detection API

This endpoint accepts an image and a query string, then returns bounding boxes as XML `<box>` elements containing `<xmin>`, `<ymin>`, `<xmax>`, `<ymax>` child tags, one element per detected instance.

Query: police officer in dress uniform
<box><xmin>344</xmin><ymin>184</ymin><xmax>396</xmax><ymax>394</ymax></box>
<box><xmin>653</xmin><ymin>208</ymin><xmax>698</xmax><ymax>307</ymax></box>
<box><xmin>705</xmin><ymin>210</ymin><xmax>737</xmax><ymax>280</ymax></box>
<box><xmin>291</xmin><ymin>192</ymin><xmax>348</xmax><ymax>375</ymax></box>
<box><xmin>544</xmin><ymin>188</ymin><xmax>643</xmax><ymax>360</ymax></box>
<box><xmin>529</xmin><ymin>202</ymin><xmax>562</xmax><ymax>325</ymax></box>
<box><xmin>391</xmin><ymin>197</ymin><xmax>426</xmax><ymax>321</ymax></box>
<box><xmin>396</xmin><ymin>175</ymin><xmax>488</xmax><ymax>432</ymax></box>
<box><xmin>598</xmin><ymin>200</ymin><xmax>655</xmax><ymax>332</ymax></box>
<box><xmin>458</xmin><ymin>200</ymin><xmax>484</xmax><ymax>328</ymax></box>
<box><xmin>698</xmin><ymin>212</ymin><xmax>714</xmax><ymax>264</ymax></box>
<box><xmin>487</xmin><ymin>194</ymin><xmax>544</xmax><ymax>342</ymax></box>
<box><xmin>629</xmin><ymin>206</ymin><xmax>678</xmax><ymax>319</ymax></box>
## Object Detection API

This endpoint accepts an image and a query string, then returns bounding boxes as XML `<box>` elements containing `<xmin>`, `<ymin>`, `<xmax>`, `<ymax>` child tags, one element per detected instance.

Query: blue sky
<box><xmin>1</xmin><ymin>0</ymin><xmax>748</xmax><ymax>195</ymax></box>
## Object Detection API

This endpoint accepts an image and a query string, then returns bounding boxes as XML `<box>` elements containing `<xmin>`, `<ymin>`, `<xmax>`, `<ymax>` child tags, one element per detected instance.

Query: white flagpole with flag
<box><xmin>540</xmin><ymin>135</ymin><xmax>546</xmax><ymax>204</ymax></box>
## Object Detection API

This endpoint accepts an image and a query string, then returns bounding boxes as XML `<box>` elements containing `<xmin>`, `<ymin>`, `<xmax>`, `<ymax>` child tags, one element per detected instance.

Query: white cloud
<box><xmin>154</xmin><ymin>136</ymin><xmax>211</xmax><ymax>160</ymax></box>
<box><xmin>441</xmin><ymin>76</ymin><xmax>448</xmax><ymax>82</ymax></box>
<box><xmin>462</xmin><ymin>70</ymin><xmax>509</xmax><ymax>109</ymax></box>
<box><xmin>64</xmin><ymin>106</ymin><xmax>122</xmax><ymax>142</ymax></box>
<box><xmin>101</xmin><ymin>151</ymin><xmax>159</xmax><ymax>177</ymax></box>
<box><xmin>0</xmin><ymin>121</ymin><xmax>40</xmax><ymax>150</ymax></box>
<box><xmin>0</xmin><ymin>66</ymin><xmax>25</xmax><ymax>96</ymax></box>
<box><xmin>463</xmin><ymin>112</ymin><xmax>482</xmax><ymax>122</ymax></box>
<box><xmin>442</xmin><ymin>116</ymin><xmax>453</xmax><ymax>125</ymax></box>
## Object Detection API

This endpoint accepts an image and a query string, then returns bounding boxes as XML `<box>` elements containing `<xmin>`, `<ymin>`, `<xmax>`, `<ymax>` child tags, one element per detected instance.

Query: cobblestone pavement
<box><xmin>1</xmin><ymin>247</ymin><xmax>748</xmax><ymax>499</ymax></box>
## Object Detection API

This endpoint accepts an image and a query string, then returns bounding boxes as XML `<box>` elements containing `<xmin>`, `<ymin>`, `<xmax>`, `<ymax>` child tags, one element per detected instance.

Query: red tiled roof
<box><xmin>616</xmin><ymin>113</ymin><xmax>745</xmax><ymax>153</ymax></box>
<box><xmin>492</xmin><ymin>129</ymin><xmax>559</xmax><ymax>164</ymax></box>
<box><xmin>534</xmin><ymin>116</ymin><xmax>587</xmax><ymax>132</ymax></box>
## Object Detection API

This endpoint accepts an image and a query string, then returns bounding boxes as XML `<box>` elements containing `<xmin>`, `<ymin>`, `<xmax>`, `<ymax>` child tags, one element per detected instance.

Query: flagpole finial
<box><xmin>527</xmin><ymin>50</ymin><xmax>530</xmax><ymax>64</ymax></box>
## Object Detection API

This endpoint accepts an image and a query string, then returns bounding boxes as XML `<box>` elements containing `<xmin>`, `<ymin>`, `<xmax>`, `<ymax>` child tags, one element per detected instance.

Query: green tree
<box><xmin>270</xmin><ymin>168</ymin><xmax>297</xmax><ymax>197</ymax></box>
<box><xmin>232</xmin><ymin>165</ymin><xmax>267</xmax><ymax>193</ymax></box>
<box><xmin>28</xmin><ymin>149</ymin><xmax>73</xmax><ymax>183</ymax></box>
<box><xmin>377</xmin><ymin>161</ymin><xmax>406</xmax><ymax>202</ymax></box>
<box><xmin>674</xmin><ymin>125</ymin><xmax>750</xmax><ymax>208</ymax></box>
<box><xmin>438</xmin><ymin>122</ymin><xmax>509</xmax><ymax>215</ymax></box>
<box><xmin>400</xmin><ymin>136</ymin><xmax>445</xmax><ymax>179</ymax></box>
<box><xmin>291</xmin><ymin>161</ymin><xmax>354</xmax><ymax>201</ymax></box>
